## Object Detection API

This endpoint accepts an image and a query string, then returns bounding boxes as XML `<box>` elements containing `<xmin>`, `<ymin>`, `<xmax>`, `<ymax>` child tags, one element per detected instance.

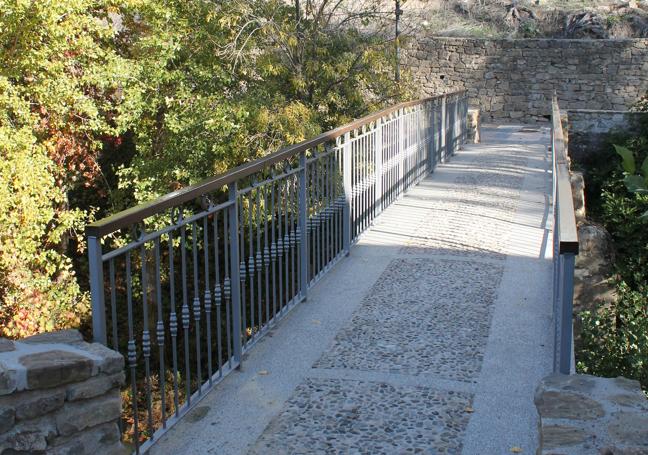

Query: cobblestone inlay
<box><xmin>249</xmin><ymin>378</ymin><xmax>473</xmax><ymax>455</ymax></box>
<box><xmin>315</xmin><ymin>258</ymin><xmax>503</xmax><ymax>381</ymax></box>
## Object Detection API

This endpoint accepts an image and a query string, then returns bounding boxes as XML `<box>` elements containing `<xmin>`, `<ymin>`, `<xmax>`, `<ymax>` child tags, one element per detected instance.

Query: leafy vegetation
<box><xmin>577</xmin><ymin>120</ymin><xmax>648</xmax><ymax>390</ymax></box>
<box><xmin>0</xmin><ymin>0</ymin><xmax>407</xmax><ymax>338</ymax></box>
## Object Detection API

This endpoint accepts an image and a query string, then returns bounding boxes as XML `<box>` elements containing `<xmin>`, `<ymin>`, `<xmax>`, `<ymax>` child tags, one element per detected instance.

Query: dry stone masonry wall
<box><xmin>404</xmin><ymin>37</ymin><xmax>648</xmax><ymax>122</ymax></box>
<box><xmin>0</xmin><ymin>330</ymin><xmax>126</xmax><ymax>455</ymax></box>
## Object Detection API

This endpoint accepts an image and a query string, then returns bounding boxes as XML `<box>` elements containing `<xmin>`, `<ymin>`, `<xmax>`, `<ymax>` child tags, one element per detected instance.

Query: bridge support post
<box><xmin>559</xmin><ymin>253</ymin><xmax>576</xmax><ymax>374</ymax></box>
<box><xmin>88</xmin><ymin>236</ymin><xmax>107</xmax><ymax>345</ymax></box>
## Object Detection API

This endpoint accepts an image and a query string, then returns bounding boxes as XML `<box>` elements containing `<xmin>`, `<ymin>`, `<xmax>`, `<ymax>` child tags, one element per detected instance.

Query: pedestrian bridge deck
<box><xmin>151</xmin><ymin>125</ymin><xmax>554</xmax><ymax>455</ymax></box>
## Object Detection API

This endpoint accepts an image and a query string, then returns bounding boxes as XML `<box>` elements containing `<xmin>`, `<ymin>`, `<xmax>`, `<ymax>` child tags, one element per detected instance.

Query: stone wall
<box><xmin>0</xmin><ymin>330</ymin><xmax>126</xmax><ymax>455</ymax></box>
<box><xmin>404</xmin><ymin>37</ymin><xmax>648</xmax><ymax>122</ymax></box>
<box><xmin>567</xmin><ymin>110</ymin><xmax>648</xmax><ymax>165</ymax></box>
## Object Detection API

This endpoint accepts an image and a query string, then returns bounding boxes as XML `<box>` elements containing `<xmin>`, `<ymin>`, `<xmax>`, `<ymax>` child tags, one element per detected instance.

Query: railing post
<box><xmin>88</xmin><ymin>235</ymin><xmax>107</xmax><ymax>345</ymax></box>
<box><xmin>228</xmin><ymin>183</ymin><xmax>243</xmax><ymax>365</ymax></box>
<box><xmin>441</xmin><ymin>96</ymin><xmax>447</xmax><ymax>163</ymax></box>
<box><xmin>559</xmin><ymin>252</ymin><xmax>576</xmax><ymax>374</ymax></box>
<box><xmin>375</xmin><ymin>118</ymin><xmax>383</xmax><ymax>217</ymax></box>
<box><xmin>298</xmin><ymin>152</ymin><xmax>309</xmax><ymax>298</ymax></box>
<box><xmin>343</xmin><ymin>132</ymin><xmax>352</xmax><ymax>255</ymax></box>
<box><xmin>398</xmin><ymin>108</ymin><xmax>405</xmax><ymax>194</ymax></box>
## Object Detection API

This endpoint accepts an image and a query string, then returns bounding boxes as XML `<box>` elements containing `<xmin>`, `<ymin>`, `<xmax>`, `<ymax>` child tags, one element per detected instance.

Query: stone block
<box><xmin>0</xmin><ymin>388</ymin><xmax>66</xmax><ymax>420</ymax></box>
<box><xmin>0</xmin><ymin>339</ymin><xmax>15</xmax><ymax>353</ymax></box>
<box><xmin>0</xmin><ymin>416</ymin><xmax>57</xmax><ymax>453</ymax></box>
<box><xmin>0</xmin><ymin>361</ymin><xmax>17</xmax><ymax>396</ymax></box>
<box><xmin>22</xmin><ymin>330</ymin><xmax>83</xmax><ymax>345</ymax></box>
<box><xmin>0</xmin><ymin>405</ymin><xmax>15</xmax><ymax>434</ymax></box>
<box><xmin>73</xmin><ymin>343</ymin><xmax>124</xmax><ymax>375</ymax></box>
<box><xmin>19</xmin><ymin>350</ymin><xmax>94</xmax><ymax>390</ymax></box>
<box><xmin>56</xmin><ymin>393</ymin><xmax>121</xmax><ymax>436</ymax></box>
<box><xmin>65</xmin><ymin>372</ymin><xmax>124</xmax><ymax>402</ymax></box>
<box><xmin>49</xmin><ymin>422</ymin><xmax>126</xmax><ymax>455</ymax></box>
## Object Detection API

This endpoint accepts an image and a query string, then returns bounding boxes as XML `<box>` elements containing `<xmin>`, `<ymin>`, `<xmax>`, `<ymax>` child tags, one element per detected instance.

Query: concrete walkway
<box><xmin>151</xmin><ymin>125</ymin><xmax>555</xmax><ymax>455</ymax></box>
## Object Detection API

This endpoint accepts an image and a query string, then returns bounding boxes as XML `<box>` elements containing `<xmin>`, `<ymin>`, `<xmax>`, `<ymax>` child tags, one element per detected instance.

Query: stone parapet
<box><xmin>0</xmin><ymin>330</ymin><xmax>126</xmax><ymax>455</ymax></box>
<box><xmin>535</xmin><ymin>374</ymin><xmax>648</xmax><ymax>454</ymax></box>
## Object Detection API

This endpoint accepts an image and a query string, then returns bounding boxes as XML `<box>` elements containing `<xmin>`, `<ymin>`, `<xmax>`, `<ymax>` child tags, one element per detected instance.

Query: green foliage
<box><xmin>0</xmin><ymin>0</ymin><xmax>132</xmax><ymax>336</ymax></box>
<box><xmin>578</xmin><ymin>123</ymin><xmax>648</xmax><ymax>390</ymax></box>
<box><xmin>0</xmin><ymin>0</ymin><xmax>405</xmax><ymax>338</ymax></box>
<box><xmin>579</xmin><ymin>282</ymin><xmax>648</xmax><ymax>389</ymax></box>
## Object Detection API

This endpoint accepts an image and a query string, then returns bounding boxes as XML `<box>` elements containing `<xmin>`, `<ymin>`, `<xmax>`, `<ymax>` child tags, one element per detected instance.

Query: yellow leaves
<box><xmin>510</xmin><ymin>447</ymin><xmax>523</xmax><ymax>453</ymax></box>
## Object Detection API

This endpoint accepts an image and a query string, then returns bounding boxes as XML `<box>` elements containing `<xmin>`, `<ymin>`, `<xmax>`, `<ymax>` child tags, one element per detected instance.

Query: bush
<box><xmin>577</xmin><ymin>120</ymin><xmax>648</xmax><ymax>391</ymax></box>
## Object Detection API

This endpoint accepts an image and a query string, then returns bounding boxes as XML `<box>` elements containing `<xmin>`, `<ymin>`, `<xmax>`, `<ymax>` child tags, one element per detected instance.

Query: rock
<box><xmin>55</xmin><ymin>393</ymin><xmax>121</xmax><ymax>436</ymax></box>
<box><xmin>65</xmin><ymin>372</ymin><xmax>124</xmax><ymax>402</ymax></box>
<box><xmin>0</xmin><ymin>416</ymin><xmax>57</xmax><ymax>453</ymax></box>
<box><xmin>73</xmin><ymin>343</ymin><xmax>124</xmax><ymax>375</ymax></box>
<box><xmin>0</xmin><ymin>339</ymin><xmax>15</xmax><ymax>353</ymax></box>
<box><xmin>0</xmin><ymin>361</ymin><xmax>17</xmax><ymax>396</ymax></box>
<box><xmin>535</xmin><ymin>374</ymin><xmax>648</xmax><ymax>454</ymax></box>
<box><xmin>571</xmin><ymin>171</ymin><xmax>586</xmax><ymax>222</ymax></box>
<box><xmin>22</xmin><ymin>330</ymin><xmax>83</xmax><ymax>345</ymax></box>
<box><xmin>0</xmin><ymin>388</ymin><xmax>67</xmax><ymax>421</ymax></box>
<box><xmin>573</xmin><ymin>221</ymin><xmax>616</xmax><ymax>342</ymax></box>
<box><xmin>536</xmin><ymin>390</ymin><xmax>605</xmax><ymax>420</ymax></box>
<box><xmin>50</xmin><ymin>422</ymin><xmax>126</xmax><ymax>455</ymax></box>
<box><xmin>608</xmin><ymin>412</ymin><xmax>648</xmax><ymax>446</ymax></box>
<box><xmin>541</xmin><ymin>424</ymin><xmax>588</xmax><ymax>449</ymax></box>
<box><xmin>19</xmin><ymin>350</ymin><xmax>94</xmax><ymax>390</ymax></box>
<box><xmin>0</xmin><ymin>405</ymin><xmax>15</xmax><ymax>434</ymax></box>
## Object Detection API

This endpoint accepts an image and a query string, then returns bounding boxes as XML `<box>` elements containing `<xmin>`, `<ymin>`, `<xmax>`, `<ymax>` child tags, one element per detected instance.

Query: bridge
<box><xmin>85</xmin><ymin>92</ymin><xmax>578</xmax><ymax>454</ymax></box>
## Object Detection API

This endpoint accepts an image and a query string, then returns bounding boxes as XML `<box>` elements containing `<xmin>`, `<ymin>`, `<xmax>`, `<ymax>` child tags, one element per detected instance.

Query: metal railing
<box><xmin>86</xmin><ymin>91</ymin><xmax>468</xmax><ymax>452</ymax></box>
<box><xmin>551</xmin><ymin>95</ymin><xmax>579</xmax><ymax>375</ymax></box>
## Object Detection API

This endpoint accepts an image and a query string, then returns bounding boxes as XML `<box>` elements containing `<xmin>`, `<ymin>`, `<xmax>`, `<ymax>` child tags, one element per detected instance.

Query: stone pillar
<box><xmin>0</xmin><ymin>330</ymin><xmax>126</xmax><ymax>454</ymax></box>
<box><xmin>467</xmin><ymin>108</ymin><xmax>481</xmax><ymax>144</ymax></box>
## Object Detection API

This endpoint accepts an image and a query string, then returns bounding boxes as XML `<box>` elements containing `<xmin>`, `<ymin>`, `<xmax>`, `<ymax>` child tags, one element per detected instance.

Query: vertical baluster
<box><xmin>125</xmin><ymin>253</ymin><xmax>139</xmax><ymax>453</ymax></box>
<box><xmin>248</xmin><ymin>191</ymin><xmax>256</xmax><ymax>338</ymax></box>
<box><xmin>320</xmin><ymin>156</ymin><xmax>326</xmax><ymax>271</ymax></box>
<box><xmin>228</xmin><ymin>184</ymin><xmax>243</xmax><ymax>365</ymax></box>
<box><xmin>375</xmin><ymin>118</ymin><xmax>383</xmax><ymax>217</ymax></box>
<box><xmin>263</xmin><ymin>185</ymin><xmax>271</xmax><ymax>320</ymax></box>
<box><xmin>223</xmin><ymin>210</ymin><xmax>232</xmax><ymax>368</ymax></box>
<box><xmin>154</xmin><ymin>238</ymin><xmax>166</xmax><ymax>428</ymax></box>
<box><xmin>190</xmin><ymin>223</ymin><xmax>202</xmax><ymax>393</ymax></box>
<box><xmin>270</xmin><ymin>180</ymin><xmax>278</xmax><ymax>319</ymax></box>
<box><xmin>343</xmin><ymin>132</ymin><xmax>352</xmax><ymax>254</ymax></box>
<box><xmin>326</xmin><ymin>151</ymin><xmax>333</xmax><ymax>266</ymax></box>
<box><xmin>179</xmin><ymin>222</ymin><xmax>191</xmax><ymax>406</ymax></box>
<box><xmin>299</xmin><ymin>151</ymin><xmax>308</xmax><ymax>297</ymax></box>
<box><xmin>256</xmin><ymin>188</ymin><xmax>263</xmax><ymax>327</ymax></box>
<box><xmin>140</xmin><ymin>244</ymin><xmax>154</xmax><ymax>437</ymax></box>
<box><xmin>283</xmin><ymin>177</ymin><xmax>290</xmax><ymax>305</ymax></box>
<box><xmin>289</xmin><ymin>175</ymin><xmax>297</xmax><ymax>301</ymax></box>
<box><xmin>238</xmin><ymin>193</ymin><xmax>247</xmax><ymax>344</ymax></box>
<box><xmin>167</xmin><ymin>231</ymin><xmax>179</xmax><ymax>417</ymax></box>
<box><xmin>203</xmin><ymin>216</ymin><xmax>212</xmax><ymax>385</ymax></box>
<box><xmin>277</xmin><ymin>179</ymin><xmax>284</xmax><ymax>313</ymax></box>
<box><xmin>213</xmin><ymin>212</ymin><xmax>223</xmax><ymax>377</ymax></box>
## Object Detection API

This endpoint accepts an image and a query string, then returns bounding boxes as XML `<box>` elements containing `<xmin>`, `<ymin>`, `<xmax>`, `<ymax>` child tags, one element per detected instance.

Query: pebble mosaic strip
<box><xmin>314</xmin><ymin>258</ymin><xmax>503</xmax><ymax>382</ymax></box>
<box><xmin>249</xmin><ymin>378</ymin><xmax>473</xmax><ymax>455</ymax></box>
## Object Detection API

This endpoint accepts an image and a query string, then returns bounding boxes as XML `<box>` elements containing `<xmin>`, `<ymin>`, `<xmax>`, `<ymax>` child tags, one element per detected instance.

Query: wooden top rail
<box><xmin>552</xmin><ymin>95</ymin><xmax>579</xmax><ymax>255</ymax></box>
<box><xmin>86</xmin><ymin>91</ymin><xmax>466</xmax><ymax>238</ymax></box>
